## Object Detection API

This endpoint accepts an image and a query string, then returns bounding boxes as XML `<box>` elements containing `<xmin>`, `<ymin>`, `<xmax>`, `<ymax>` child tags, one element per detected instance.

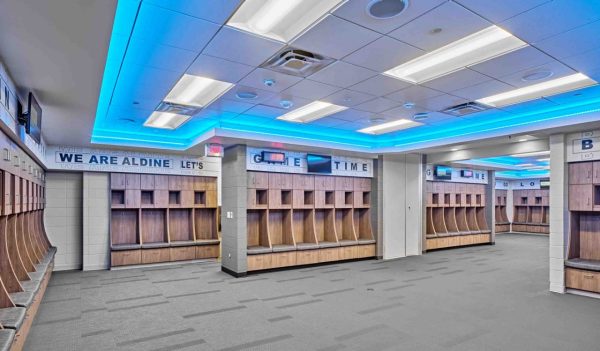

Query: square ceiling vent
<box><xmin>261</xmin><ymin>47</ymin><xmax>335</xmax><ymax>77</ymax></box>
<box><xmin>441</xmin><ymin>102</ymin><xmax>489</xmax><ymax>116</ymax></box>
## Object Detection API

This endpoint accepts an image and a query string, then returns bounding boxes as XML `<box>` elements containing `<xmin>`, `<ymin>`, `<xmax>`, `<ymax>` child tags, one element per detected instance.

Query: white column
<box><xmin>549</xmin><ymin>134</ymin><xmax>567</xmax><ymax>293</ymax></box>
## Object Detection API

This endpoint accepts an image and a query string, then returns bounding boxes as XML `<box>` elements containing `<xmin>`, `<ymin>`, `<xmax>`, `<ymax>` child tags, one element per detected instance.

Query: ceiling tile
<box><xmin>261</xmin><ymin>94</ymin><xmax>312</xmax><ymax>110</ymax></box>
<box><xmin>132</xmin><ymin>3</ymin><xmax>220</xmax><ymax>52</ymax></box>
<box><xmin>535</xmin><ymin>20</ymin><xmax>600</xmax><ymax>60</ymax></box>
<box><xmin>221</xmin><ymin>85</ymin><xmax>276</xmax><ymax>104</ymax></box>
<box><xmin>242</xmin><ymin>104</ymin><xmax>287</xmax><ymax>119</ymax></box>
<box><xmin>187</xmin><ymin>54</ymin><xmax>254</xmax><ymax>83</ymax></box>
<box><xmin>560</xmin><ymin>47</ymin><xmax>600</xmax><ymax>77</ymax></box>
<box><xmin>499</xmin><ymin>98</ymin><xmax>558</xmax><ymax>114</ymax></box>
<box><xmin>469</xmin><ymin>46</ymin><xmax>553</xmax><ymax>79</ymax></box>
<box><xmin>331</xmin><ymin>120</ymin><xmax>371</xmax><ymax>131</ymax></box>
<box><xmin>454</xmin><ymin>0</ymin><xmax>551</xmax><ymax>23</ymax></box>
<box><xmin>310</xmin><ymin>117</ymin><xmax>349</xmax><ymax>128</ymax></box>
<box><xmin>333</xmin><ymin>0</ymin><xmax>446</xmax><ymax>34</ymax></box>
<box><xmin>381</xmin><ymin>105</ymin><xmax>428</xmax><ymax>119</ymax></box>
<box><xmin>123</xmin><ymin>37</ymin><xmax>197</xmax><ymax>73</ymax></box>
<box><xmin>415</xmin><ymin>111</ymin><xmax>455</xmax><ymax>125</ymax></box>
<box><xmin>497</xmin><ymin>61</ymin><xmax>576</xmax><ymax>88</ymax></box>
<box><xmin>327</xmin><ymin>109</ymin><xmax>371</xmax><ymax>122</ymax></box>
<box><xmin>238</xmin><ymin>68</ymin><xmax>303</xmax><ymax>93</ymax></box>
<box><xmin>389</xmin><ymin>2</ymin><xmax>491</xmax><ymax>51</ymax></box>
<box><xmin>281</xmin><ymin>79</ymin><xmax>340</xmax><ymax>100</ymax></box>
<box><xmin>112</xmin><ymin>64</ymin><xmax>181</xmax><ymax>101</ymax></box>
<box><xmin>343</xmin><ymin>36</ymin><xmax>423</xmax><ymax>72</ymax></box>
<box><xmin>320</xmin><ymin>89</ymin><xmax>376</xmax><ymax>107</ymax></box>
<box><xmin>452</xmin><ymin>79</ymin><xmax>514</xmax><ymax>100</ymax></box>
<box><xmin>349</xmin><ymin>75</ymin><xmax>412</xmax><ymax>96</ymax></box>
<box><xmin>308</xmin><ymin>61</ymin><xmax>377</xmax><ymax>88</ymax></box>
<box><xmin>143</xmin><ymin>0</ymin><xmax>241</xmax><ymax>24</ymax></box>
<box><xmin>414</xmin><ymin>94</ymin><xmax>468</xmax><ymax>111</ymax></box>
<box><xmin>422</xmin><ymin>69</ymin><xmax>492</xmax><ymax>92</ymax></box>
<box><xmin>354</xmin><ymin>97</ymin><xmax>400</xmax><ymax>113</ymax></box>
<box><xmin>544</xmin><ymin>84</ymin><xmax>600</xmax><ymax>105</ymax></box>
<box><xmin>385</xmin><ymin>85</ymin><xmax>445</xmax><ymax>103</ymax></box>
<box><xmin>291</xmin><ymin>15</ymin><xmax>380</xmax><ymax>59</ymax></box>
<box><xmin>501</xmin><ymin>0</ymin><xmax>600</xmax><ymax>43</ymax></box>
<box><xmin>207</xmin><ymin>97</ymin><xmax>254</xmax><ymax>114</ymax></box>
<box><xmin>203</xmin><ymin>27</ymin><xmax>284</xmax><ymax>66</ymax></box>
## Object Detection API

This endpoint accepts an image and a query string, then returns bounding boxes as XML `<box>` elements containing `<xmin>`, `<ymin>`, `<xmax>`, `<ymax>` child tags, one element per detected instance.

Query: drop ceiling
<box><xmin>3</xmin><ymin>0</ymin><xmax>600</xmax><ymax>154</ymax></box>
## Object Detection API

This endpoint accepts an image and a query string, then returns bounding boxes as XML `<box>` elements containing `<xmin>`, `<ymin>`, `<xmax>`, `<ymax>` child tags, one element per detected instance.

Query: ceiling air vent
<box><xmin>262</xmin><ymin>47</ymin><xmax>335</xmax><ymax>77</ymax></box>
<box><xmin>441</xmin><ymin>102</ymin><xmax>489</xmax><ymax>116</ymax></box>
<box><xmin>156</xmin><ymin>101</ymin><xmax>202</xmax><ymax>116</ymax></box>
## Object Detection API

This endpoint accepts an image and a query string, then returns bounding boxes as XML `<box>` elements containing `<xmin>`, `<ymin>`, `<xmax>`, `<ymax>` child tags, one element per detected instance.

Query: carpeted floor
<box><xmin>25</xmin><ymin>234</ymin><xmax>600</xmax><ymax>350</ymax></box>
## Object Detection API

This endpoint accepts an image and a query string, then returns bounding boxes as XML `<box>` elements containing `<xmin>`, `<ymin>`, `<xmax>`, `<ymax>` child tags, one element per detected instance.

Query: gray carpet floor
<box><xmin>25</xmin><ymin>234</ymin><xmax>600</xmax><ymax>351</ymax></box>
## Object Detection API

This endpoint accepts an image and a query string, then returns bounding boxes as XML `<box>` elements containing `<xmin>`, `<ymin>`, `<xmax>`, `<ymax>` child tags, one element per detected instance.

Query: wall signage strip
<box><xmin>495</xmin><ymin>179</ymin><xmax>541</xmax><ymax>190</ymax></box>
<box><xmin>246</xmin><ymin>147</ymin><xmax>373</xmax><ymax>178</ymax></box>
<box><xmin>566</xmin><ymin>130</ymin><xmax>600</xmax><ymax>162</ymax></box>
<box><xmin>46</xmin><ymin>146</ymin><xmax>220</xmax><ymax>176</ymax></box>
<box><xmin>425</xmin><ymin>164</ymin><xmax>488</xmax><ymax>184</ymax></box>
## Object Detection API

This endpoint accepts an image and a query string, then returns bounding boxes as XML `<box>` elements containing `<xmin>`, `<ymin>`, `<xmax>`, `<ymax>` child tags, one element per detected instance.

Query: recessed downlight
<box><xmin>521</xmin><ymin>70</ymin><xmax>553</xmax><ymax>82</ymax></box>
<box><xmin>366</xmin><ymin>0</ymin><xmax>409</xmax><ymax>19</ymax></box>
<box><xmin>236</xmin><ymin>91</ymin><xmax>258</xmax><ymax>100</ymax></box>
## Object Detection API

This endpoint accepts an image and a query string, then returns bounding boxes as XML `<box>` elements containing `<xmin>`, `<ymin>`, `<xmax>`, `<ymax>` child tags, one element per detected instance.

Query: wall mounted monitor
<box><xmin>26</xmin><ymin>92</ymin><xmax>42</xmax><ymax>144</ymax></box>
<box><xmin>461</xmin><ymin>170</ymin><xmax>474</xmax><ymax>178</ymax></box>
<box><xmin>261</xmin><ymin>150</ymin><xmax>286</xmax><ymax>163</ymax></box>
<box><xmin>434</xmin><ymin>165</ymin><xmax>452</xmax><ymax>180</ymax></box>
<box><xmin>307</xmin><ymin>154</ymin><xmax>332</xmax><ymax>174</ymax></box>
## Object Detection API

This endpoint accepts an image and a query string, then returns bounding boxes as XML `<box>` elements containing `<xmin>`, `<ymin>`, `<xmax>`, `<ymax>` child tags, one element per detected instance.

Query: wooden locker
<box><xmin>205</xmin><ymin>177</ymin><xmax>217</xmax><ymax>190</ymax></box>
<box><xmin>125</xmin><ymin>190</ymin><xmax>141</xmax><ymax>208</ymax></box>
<box><xmin>125</xmin><ymin>174</ymin><xmax>140</xmax><ymax>189</ymax></box>
<box><xmin>315</xmin><ymin>175</ymin><xmax>335</xmax><ymax>190</ymax></box>
<box><xmin>111</xmin><ymin>173</ymin><xmax>126</xmax><ymax>189</ymax></box>
<box><xmin>169</xmin><ymin>175</ymin><xmax>182</xmax><ymax>190</ymax></box>
<box><xmin>248</xmin><ymin>172</ymin><xmax>269</xmax><ymax>189</ymax></box>
<box><xmin>334</xmin><ymin>176</ymin><xmax>353</xmax><ymax>191</ymax></box>
<box><xmin>182</xmin><ymin>176</ymin><xmax>194</xmax><ymax>190</ymax></box>
<box><xmin>193</xmin><ymin>177</ymin><xmax>206</xmax><ymax>191</ymax></box>
<box><xmin>594</xmin><ymin>162</ymin><xmax>600</xmax><ymax>184</ymax></box>
<box><xmin>294</xmin><ymin>174</ymin><xmax>314</xmax><ymax>190</ymax></box>
<box><xmin>569</xmin><ymin>162</ymin><xmax>593</xmax><ymax>184</ymax></box>
<box><xmin>140</xmin><ymin>174</ymin><xmax>154</xmax><ymax>189</ymax></box>
<box><xmin>154</xmin><ymin>175</ymin><xmax>169</xmax><ymax>189</ymax></box>
<box><xmin>569</xmin><ymin>185</ymin><xmax>593</xmax><ymax>211</ymax></box>
<box><xmin>206</xmin><ymin>190</ymin><xmax>217</xmax><ymax>208</ymax></box>
<box><xmin>154</xmin><ymin>190</ymin><xmax>169</xmax><ymax>208</ymax></box>
<box><xmin>181</xmin><ymin>190</ymin><xmax>194</xmax><ymax>207</ymax></box>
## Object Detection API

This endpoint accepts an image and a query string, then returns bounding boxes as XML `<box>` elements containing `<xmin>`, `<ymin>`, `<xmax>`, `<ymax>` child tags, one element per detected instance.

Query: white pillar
<box><xmin>549</xmin><ymin>134</ymin><xmax>567</xmax><ymax>293</ymax></box>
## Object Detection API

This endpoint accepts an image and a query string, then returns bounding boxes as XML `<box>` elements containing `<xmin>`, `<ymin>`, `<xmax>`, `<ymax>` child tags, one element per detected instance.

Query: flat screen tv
<box><xmin>26</xmin><ymin>92</ymin><xmax>42</xmax><ymax>144</ymax></box>
<box><xmin>461</xmin><ymin>169</ymin><xmax>474</xmax><ymax>178</ymax></box>
<box><xmin>434</xmin><ymin>165</ymin><xmax>452</xmax><ymax>180</ymax></box>
<box><xmin>307</xmin><ymin>154</ymin><xmax>332</xmax><ymax>174</ymax></box>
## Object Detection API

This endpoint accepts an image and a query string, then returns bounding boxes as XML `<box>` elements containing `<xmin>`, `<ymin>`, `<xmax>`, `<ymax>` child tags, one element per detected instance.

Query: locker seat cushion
<box><xmin>111</xmin><ymin>243</ymin><xmax>141</xmax><ymax>251</ymax></box>
<box><xmin>28</xmin><ymin>271</ymin><xmax>45</xmax><ymax>281</ymax></box>
<box><xmin>459</xmin><ymin>231</ymin><xmax>472</xmax><ymax>235</ymax></box>
<box><xmin>20</xmin><ymin>279</ymin><xmax>40</xmax><ymax>293</ymax></box>
<box><xmin>272</xmin><ymin>244</ymin><xmax>296</xmax><ymax>252</ymax></box>
<box><xmin>318</xmin><ymin>241</ymin><xmax>339</xmax><ymax>248</ymax></box>
<box><xmin>10</xmin><ymin>291</ymin><xmax>35</xmax><ymax>308</ymax></box>
<box><xmin>479</xmin><ymin>230</ymin><xmax>491</xmax><ymax>234</ymax></box>
<box><xmin>357</xmin><ymin>239</ymin><xmax>376</xmax><ymax>245</ymax></box>
<box><xmin>170</xmin><ymin>241</ymin><xmax>195</xmax><ymax>247</ymax></box>
<box><xmin>436</xmin><ymin>232</ymin><xmax>453</xmax><ymax>237</ymax></box>
<box><xmin>565</xmin><ymin>258</ymin><xmax>600</xmax><ymax>272</ymax></box>
<box><xmin>247</xmin><ymin>246</ymin><xmax>272</xmax><ymax>255</ymax></box>
<box><xmin>425</xmin><ymin>234</ymin><xmax>437</xmax><ymax>239</ymax></box>
<box><xmin>0</xmin><ymin>329</ymin><xmax>15</xmax><ymax>351</ymax></box>
<box><xmin>194</xmin><ymin>239</ymin><xmax>220</xmax><ymax>246</ymax></box>
<box><xmin>338</xmin><ymin>240</ymin><xmax>358</xmax><ymax>246</ymax></box>
<box><xmin>0</xmin><ymin>307</ymin><xmax>26</xmax><ymax>329</ymax></box>
<box><xmin>141</xmin><ymin>242</ymin><xmax>169</xmax><ymax>249</ymax></box>
<box><xmin>296</xmin><ymin>243</ymin><xmax>319</xmax><ymax>251</ymax></box>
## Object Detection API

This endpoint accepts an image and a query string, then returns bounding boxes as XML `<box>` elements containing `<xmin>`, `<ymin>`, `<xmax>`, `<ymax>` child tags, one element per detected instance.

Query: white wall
<box><xmin>379</xmin><ymin>154</ymin><xmax>422</xmax><ymax>259</ymax></box>
<box><xmin>549</xmin><ymin>134</ymin><xmax>567</xmax><ymax>293</ymax></box>
<box><xmin>44</xmin><ymin>172</ymin><xmax>83</xmax><ymax>271</ymax></box>
<box><xmin>82</xmin><ymin>172</ymin><xmax>110</xmax><ymax>271</ymax></box>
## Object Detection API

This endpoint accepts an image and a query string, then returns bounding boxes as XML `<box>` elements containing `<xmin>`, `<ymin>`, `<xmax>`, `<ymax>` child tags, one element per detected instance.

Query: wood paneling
<box><xmin>125</xmin><ymin>174</ymin><xmax>140</xmax><ymax>189</ymax></box>
<box><xmin>111</xmin><ymin>250</ymin><xmax>141</xmax><ymax>266</ymax></box>
<box><xmin>569</xmin><ymin>162</ymin><xmax>593</xmax><ymax>184</ymax></box>
<box><xmin>196</xmin><ymin>245</ymin><xmax>219</xmax><ymax>259</ymax></box>
<box><xmin>141</xmin><ymin>209</ymin><xmax>166</xmax><ymax>244</ymax></box>
<box><xmin>140</xmin><ymin>174</ymin><xmax>154</xmax><ymax>190</ymax></box>
<box><xmin>569</xmin><ymin>185</ymin><xmax>593</xmax><ymax>211</ymax></box>
<box><xmin>195</xmin><ymin>208</ymin><xmax>217</xmax><ymax>240</ymax></box>
<box><xmin>169</xmin><ymin>209</ymin><xmax>193</xmax><ymax>242</ymax></box>
<box><xmin>170</xmin><ymin>246</ymin><xmax>196</xmax><ymax>261</ymax></box>
<box><xmin>142</xmin><ymin>248</ymin><xmax>170</xmax><ymax>264</ymax></box>
<box><xmin>248</xmin><ymin>172</ymin><xmax>269</xmax><ymax>189</ymax></box>
<box><xmin>566</xmin><ymin>268</ymin><xmax>600</xmax><ymax>293</ymax></box>
<box><xmin>111</xmin><ymin>173</ymin><xmax>126</xmax><ymax>189</ymax></box>
<box><xmin>111</xmin><ymin>210</ymin><xmax>139</xmax><ymax>245</ymax></box>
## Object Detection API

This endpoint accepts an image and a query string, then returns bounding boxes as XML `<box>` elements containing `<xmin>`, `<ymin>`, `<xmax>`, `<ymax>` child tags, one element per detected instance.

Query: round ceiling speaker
<box><xmin>521</xmin><ymin>70</ymin><xmax>553</xmax><ymax>82</ymax></box>
<box><xmin>280</xmin><ymin>100</ymin><xmax>294</xmax><ymax>109</ymax></box>
<box><xmin>366</xmin><ymin>0</ymin><xmax>409</xmax><ymax>19</ymax></box>
<box><xmin>236</xmin><ymin>91</ymin><xmax>258</xmax><ymax>100</ymax></box>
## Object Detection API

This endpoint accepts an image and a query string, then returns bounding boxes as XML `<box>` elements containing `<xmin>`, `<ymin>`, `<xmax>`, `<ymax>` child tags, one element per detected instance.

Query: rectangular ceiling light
<box><xmin>358</xmin><ymin>119</ymin><xmax>423</xmax><ymax>135</ymax></box>
<box><xmin>144</xmin><ymin>111</ymin><xmax>190</xmax><ymax>130</ymax></box>
<box><xmin>165</xmin><ymin>74</ymin><xmax>233</xmax><ymax>108</ymax></box>
<box><xmin>227</xmin><ymin>0</ymin><xmax>346</xmax><ymax>43</ymax></box>
<box><xmin>277</xmin><ymin>101</ymin><xmax>347</xmax><ymax>123</ymax></box>
<box><xmin>384</xmin><ymin>26</ymin><xmax>526</xmax><ymax>84</ymax></box>
<box><xmin>477</xmin><ymin>73</ymin><xmax>597</xmax><ymax>107</ymax></box>
<box><xmin>509</xmin><ymin>151</ymin><xmax>550</xmax><ymax>157</ymax></box>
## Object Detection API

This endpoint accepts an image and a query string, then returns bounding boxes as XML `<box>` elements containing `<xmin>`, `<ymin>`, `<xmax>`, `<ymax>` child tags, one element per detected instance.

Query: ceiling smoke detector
<box><xmin>280</xmin><ymin>100</ymin><xmax>294</xmax><ymax>109</ymax></box>
<box><xmin>521</xmin><ymin>69</ymin><xmax>554</xmax><ymax>82</ymax></box>
<box><xmin>366</xmin><ymin>0</ymin><xmax>409</xmax><ymax>19</ymax></box>
<box><xmin>442</xmin><ymin>102</ymin><xmax>488</xmax><ymax>116</ymax></box>
<box><xmin>262</xmin><ymin>47</ymin><xmax>334</xmax><ymax>77</ymax></box>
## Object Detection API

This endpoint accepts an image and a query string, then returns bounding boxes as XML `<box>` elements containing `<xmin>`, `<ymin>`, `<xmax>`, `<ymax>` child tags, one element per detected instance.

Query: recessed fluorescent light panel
<box><xmin>277</xmin><ymin>101</ymin><xmax>347</xmax><ymax>123</ymax></box>
<box><xmin>165</xmin><ymin>75</ymin><xmax>233</xmax><ymax>108</ymax></box>
<box><xmin>384</xmin><ymin>26</ymin><xmax>526</xmax><ymax>83</ymax></box>
<box><xmin>358</xmin><ymin>119</ymin><xmax>423</xmax><ymax>135</ymax></box>
<box><xmin>227</xmin><ymin>0</ymin><xmax>346</xmax><ymax>43</ymax></box>
<box><xmin>477</xmin><ymin>73</ymin><xmax>597</xmax><ymax>107</ymax></box>
<box><xmin>144</xmin><ymin>111</ymin><xmax>191</xmax><ymax>130</ymax></box>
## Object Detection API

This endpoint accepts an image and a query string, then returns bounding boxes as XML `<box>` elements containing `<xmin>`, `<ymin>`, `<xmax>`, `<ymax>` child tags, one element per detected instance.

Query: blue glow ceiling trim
<box><xmin>91</xmin><ymin>0</ymin><xmax>600</xmax><ymax>152</ymax></box>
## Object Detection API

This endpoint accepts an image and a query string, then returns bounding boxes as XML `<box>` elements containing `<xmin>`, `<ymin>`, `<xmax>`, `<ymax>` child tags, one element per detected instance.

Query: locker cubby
<box><xmin>141</xmin><ymin>191</ymin><xmax>154</xmax><ymax>206</ymax></box>
<box><xmin>194</xmin><ymin>191</ymin><xmax>206</xmax><ymax>206</ymax></box>
<box><xmin>247</xmin><ymin>209</ymin><xmax>270</xmax><ymax>251</ymax></box>
<box><xmin>169</xmin><ymin>191</ymin><xmax>181</xmax><ymax>205</ymax></box>
<box><xmin>111</xmin><ymin>190</ymin><xmax>125</xmax><ymax>206</ymax></box>
<box><xmin>111</xmin><ymin>209</ymin><xmax>139</xmax><ymax>246</ymax></box>
<box><xmin>269</xmin><ymin>209</ymin><xmax>294</xmax><ymax>250</ymax></box>
<box><xmin>314</xmin><ymin>209</ymin><xmax>337</xmax><ymax>246</ymax></box>
<box><xmin>194</xmin><ymin>208</ymin><xmax>218</xmax><ymax>241</ymax></box>
<box><xmin>304</xmin><ymin>191</ymin><xmax>314</xmax><ymax>206</ymax></box>
<box><xmin>344</xmin><ymin>191</ymin><xmax>353</xmax><ymax>206</ymax></box>
<box><xmin>325</xmin><ymin>191</ymin><xmax>334</xmax><ymax>206</ymax></box>
<box><xmin>282</xmin><ymin>190</ymin><xmax>292</xmax><ymax>206</ymax></box>
<box><xmin>169</xmin><ymin>209</ymin><xmax>193</xmax><ymax>242</ymax></box>
<box><xmin>256</xmin><ymin>190</ymin><xmax>268</xmax><ymax>205</ymax></box>
<box><xmin>141</xmin><ymin>209</ymin><xmax>168</xmax><ymax>244</ymax></box>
